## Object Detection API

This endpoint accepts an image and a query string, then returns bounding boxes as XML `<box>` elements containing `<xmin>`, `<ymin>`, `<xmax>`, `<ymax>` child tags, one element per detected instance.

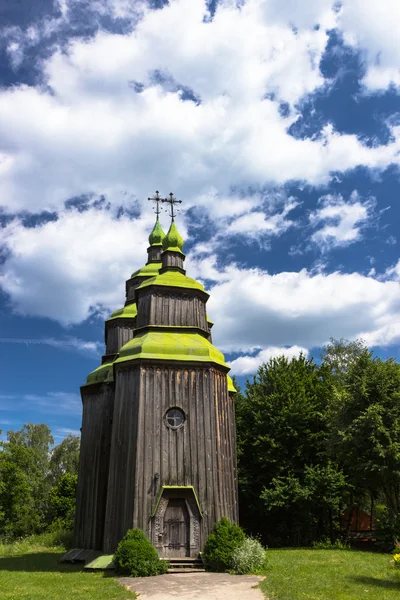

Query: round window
<box><xmin>165</xmin><ymin>407</ymin><xmax>185</xmax><ymax>429</ymax></box>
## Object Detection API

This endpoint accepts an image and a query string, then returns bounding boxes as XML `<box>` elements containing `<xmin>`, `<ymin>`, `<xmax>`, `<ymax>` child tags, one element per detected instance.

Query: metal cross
<box><xmin>148</xmin><ymin>191</ymin><xmax>162</xmax><ymax>217</ymax></box>
<box><xmin>162</xmin><ymin>192</ymin><xmax>182</xmax><ymax>221</ymax></box>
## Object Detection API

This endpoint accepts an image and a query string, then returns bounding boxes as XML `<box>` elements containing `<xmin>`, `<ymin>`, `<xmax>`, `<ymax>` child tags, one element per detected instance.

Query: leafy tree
<box><xmin>7</xmin><ymin>423</ymin><xmax>53</xmax><ymax>476</ymax></box>
<box><xmin>48</xmin><ymin>473</ymin><xmax>78</xmax><ymax>530</ymax></box>
<box><xmin>5</xmin><ymin>424</ymin><xmax>54</xmax><ymax>531</ymax></box>
<box><xmin>329</xmin><ymin>352</ymin><xmax>400</xmax><ymax>516</ymax></box>
<box><xmin>48</xmin><ymin>434</ymin><xmax>80</xmax><ymax>486</ymax></box>
<box><xmin>0</xmin><ymin>454</ymin><xmax>39</xmax><ymax>537</ymax></box>
<box><xmin>236</xmin><ymin>354</ymin><xmax>337</xmax><ymax>544</ymax></box>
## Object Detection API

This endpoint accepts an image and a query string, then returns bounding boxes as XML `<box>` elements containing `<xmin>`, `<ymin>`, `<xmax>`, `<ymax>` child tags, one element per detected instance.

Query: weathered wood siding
<box><xmin>102</xmin><ymin>363</ymin><xmax>237</xmax><ymax>553</ymax></box>
<box><xmin>74</xmin><ymin>384</ymin><xmax>114</xmax><ymax>550</ymax></box>
<box><xmin>136</xmin><ymin>291</ymin><xmax>208</xmax><ymax>331</ymax></box>
<box><xmin>161</xmin><ymin>251</ymin><xmax>185</xmax><ymax>270</ymax></box>
<box><xmin>106</xmin><ymin>321</ymin><xmax>136</xmax><ymax>354</ymax></box>
<box><xmin>102</xmin><ymin>367</ymin><xmax>141</xmax><ymax>553</ymax></box>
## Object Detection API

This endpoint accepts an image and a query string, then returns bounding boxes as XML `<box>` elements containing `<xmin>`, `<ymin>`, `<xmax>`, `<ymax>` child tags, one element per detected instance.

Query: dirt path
<box><xmin>119</xmin><ymin>572</ymin><xmax>264</xmax><ymax>600</ymax></box>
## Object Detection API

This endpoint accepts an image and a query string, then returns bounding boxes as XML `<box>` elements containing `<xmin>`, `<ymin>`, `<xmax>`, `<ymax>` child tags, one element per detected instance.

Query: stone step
<box><xmin>167</xmin><ymin>568</ymin><xmax>205</xmax><ymax>573</ymax></box>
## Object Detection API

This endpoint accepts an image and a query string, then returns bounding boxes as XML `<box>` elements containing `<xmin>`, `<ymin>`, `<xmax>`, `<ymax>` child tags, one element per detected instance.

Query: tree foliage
<box><xmin>0</xmin><ymin>424</ymin><xmax>80</xmax><ymax>539</ymax></box>
<box><xmin>237</xmin><ymin>342</ymin><xmax>400</xmax><ymax>548</ymax></box>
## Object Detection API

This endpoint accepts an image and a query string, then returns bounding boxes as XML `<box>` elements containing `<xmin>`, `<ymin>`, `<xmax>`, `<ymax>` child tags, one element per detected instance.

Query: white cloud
<box><xmin>1</xmin><ymin>0</ymin><xmax>400</xmax><ymax>219</ymax></box>
<box><xmin>309</xmin><ymin>191</ymin><xmax>374</xmax><ymax>250</ymax></box>
<box><xmin>0</xmin><ymin>204</ymin><xmax>163</xmax><ymax>324</ymax></box>
<box><xmin>191</xmin><ymin>257</ymin><xmax>400</xmax><ymax>353</ymax></box>
<box><xmin>226</xmin><ymin>197</ymin><xmax>299</xmax><ymax>240</ymax></box>
<box><xmin>339</xmin><ymin>0</ymin><xmax>400</xmax><ymax>92</ymax></box>
<box><xmin>229</xmin><ymin>344</ymin><xmax>308</xmax><ymax>375</ymax></box>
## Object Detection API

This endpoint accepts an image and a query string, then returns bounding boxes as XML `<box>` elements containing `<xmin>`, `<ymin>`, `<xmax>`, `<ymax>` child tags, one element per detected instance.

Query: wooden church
<box><xmin>73</xmin><ymin>192</ymin><xmax>238</xmax><ymax>559</ymax></box>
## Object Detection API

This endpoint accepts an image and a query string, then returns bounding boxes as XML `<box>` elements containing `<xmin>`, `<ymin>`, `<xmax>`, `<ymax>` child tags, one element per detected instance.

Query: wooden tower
<box><xmin>74</xmin><ymin>192</ymin><xmax>238</xmax><ymax>558</ymax></box>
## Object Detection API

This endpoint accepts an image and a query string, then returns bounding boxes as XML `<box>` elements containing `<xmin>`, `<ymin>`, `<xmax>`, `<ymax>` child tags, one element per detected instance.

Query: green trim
<box><xmin>137</xmin><ymin>270</ymin><xmax>206</xmax><ymax>294</ymax></box>
<box><xmin>107</xmin><ymin>303</ymin><xmax>137</xmax><ymax>321</ymax></box>
<box><xmin>151</xmin><ymin>485</ymin><xmax>203</xmax><ymax>517</ymax></box>
<box><xmin>227</xmin><ymin>375</ymin><xmax>236</xmax><ymax>393</ymax></box>
<box><xmin>116</xmin><ymin>330</ymin><xmax>229</xmax><ymax>369</ymax></box>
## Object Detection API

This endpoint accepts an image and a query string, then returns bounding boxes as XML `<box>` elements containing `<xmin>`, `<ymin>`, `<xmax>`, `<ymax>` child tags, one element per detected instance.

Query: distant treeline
<box><xmin>1</xmin><ymin>338</ymin><xmax>399</xmax><ymax>550</ymax></box>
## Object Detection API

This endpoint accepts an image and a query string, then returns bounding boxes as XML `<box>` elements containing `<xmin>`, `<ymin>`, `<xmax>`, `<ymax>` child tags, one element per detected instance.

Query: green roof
<box><xmin>227</xmin><ymin>375</ymin><xmax>236</xmax><ymax>393</ymax></box>
<box><xmin>148</xmin><ymin>218</ymin><xmax>165</xmax><ymax>246</ymax></box>
<box><xmin>138</xmin><ymin>269</ymin><xmax>206</xmax><ymax>294</ymax></box>
<box><xmin>162</xmin><ymin>221</ymin><xmax>184</xmax><ymax>254</ymax></box>
<box><xmin>116</xmin><ymin>330</ymin><xmax>229</xmax><ymax>369</ymax></box>
<box><xmin>130</xmin><ymin>260</ymin><xmax>162</xmax><ymax>279</ymax></box>
<box><xmin>84</xmin><ymin>361</ymin><xmax>114</xmax><ymax>386</ymax></box>
<box><xmin>107</xmin><ymin>303</ymin><xmax>137</xmax><ymax>321</ymax></box>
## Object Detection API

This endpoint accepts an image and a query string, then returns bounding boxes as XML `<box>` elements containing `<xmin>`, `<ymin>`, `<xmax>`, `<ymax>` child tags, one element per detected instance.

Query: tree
<box><xmin>0</xmin><ymin>454</ymin><xmax>39</xmax><ymax>538</ymax></box>
<box><xmin>2</xmin><ymin>423</ymin><xmax>54</xmax><ymax>534</ymax></box>
<box><xmin>48</xmin><ymin>434</ymin><xmax>80</xmax><ymax>486</ymax></box>
<box><xmin>7</xmin><ymin>423</ymin><xmax>53</xmax><ymax>476</ymax></box>
<box><xmin>329</xmin><ymin>353</ymin><xmax>400</xmax><ymax>516</ymax></box>
<box><xmin>236</xmin><ymin>354</ymin><xmax>341</xmax><ymax>545</ymax></box>
<box><xmin>48</xmin><ymin>473</ymin><xmax>78</xmax><ymax>530</ymax></box>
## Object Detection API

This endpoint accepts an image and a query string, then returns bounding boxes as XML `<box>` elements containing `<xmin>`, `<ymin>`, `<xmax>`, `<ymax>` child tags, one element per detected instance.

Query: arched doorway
<box><xmin>151</xmin><ymin>486</ymin><xmax>202</xmax><ymax>558</ymax></box>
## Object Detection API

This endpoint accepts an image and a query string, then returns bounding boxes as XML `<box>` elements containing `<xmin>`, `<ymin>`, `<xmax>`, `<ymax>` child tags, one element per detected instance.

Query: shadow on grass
<box><xmin>349</xmin><ymin>575</ymin><xmax>400</xmax><ymax>591</ymax></box>
<box><xmin>0</xmin><ymin>552</ymin><xmax>88</xmax><ymax>574</ymax></box>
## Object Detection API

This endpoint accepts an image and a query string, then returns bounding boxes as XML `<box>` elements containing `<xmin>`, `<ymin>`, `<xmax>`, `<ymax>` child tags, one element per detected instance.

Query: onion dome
<box><xmin>162</xmin><ymin>221</ymin><xmax>184</xmax><ymax>254</ymax></box>
<box><xmin>148</xmin><ymin>218</ymin><xmax>165</xmax><ymax>246</ymax></box>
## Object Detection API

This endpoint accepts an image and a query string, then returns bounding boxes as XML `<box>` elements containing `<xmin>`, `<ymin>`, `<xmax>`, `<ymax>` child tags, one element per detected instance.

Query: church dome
<box><xmin>162</xmin><ymin>221</ymin><xmax>184</xmax><ymax>254</ymax></box>
<box><xmin>148</xmin><ymin>219</ymin><xmax>165</xmax><ymax>246</ymax></box>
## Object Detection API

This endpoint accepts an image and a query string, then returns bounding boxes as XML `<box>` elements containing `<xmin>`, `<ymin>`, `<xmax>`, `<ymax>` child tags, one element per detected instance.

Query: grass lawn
<box><xmin>0</xmin><ymin>541</ymin><xmax>136</xmax><ymax>600</ymax></box>
<box><xmin>260</xmin><ymin>548</ymin><xmax>400</xmax><ymax>600</ymax></box>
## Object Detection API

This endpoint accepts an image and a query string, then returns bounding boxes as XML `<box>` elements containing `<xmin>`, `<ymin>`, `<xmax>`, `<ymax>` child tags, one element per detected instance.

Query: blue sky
<box><xmin>0</xmin><ymin>0</ymin><xmax>400</xmax><ymax>444</ymax></box>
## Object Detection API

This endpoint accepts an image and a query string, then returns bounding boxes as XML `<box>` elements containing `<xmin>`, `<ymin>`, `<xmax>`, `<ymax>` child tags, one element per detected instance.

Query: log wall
<box><xmin>102</xmin><ymin>363</ymin><xmax>237</xmax><ymax>553</ymax></box>
<box><xmin>136</xmin><ymin>291</ymin><xmax>208</xmax><ymax>331</ymax></box>
<box><xmin>74</xmin><ymin>384</ymin><xmax>114</xmax><ymax>550</ymax></box>
<box><xmin>106</xmin><ymin>321</ymin><xmax>136</xmax><ymax>354</ymax></box>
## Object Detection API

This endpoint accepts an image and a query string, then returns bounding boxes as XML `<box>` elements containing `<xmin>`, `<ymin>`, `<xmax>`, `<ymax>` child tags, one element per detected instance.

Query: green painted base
<box><xmin>84</xmin><ymin>555</ymin><xmax>115</xmax><ymax>570</ymax></box>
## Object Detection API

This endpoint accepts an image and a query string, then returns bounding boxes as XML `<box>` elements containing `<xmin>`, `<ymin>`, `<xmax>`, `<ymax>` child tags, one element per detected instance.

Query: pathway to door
<box><xmin>119</xmin><ymin>572</ymin><xmax>264</xmax><ymax>600</ymax></box>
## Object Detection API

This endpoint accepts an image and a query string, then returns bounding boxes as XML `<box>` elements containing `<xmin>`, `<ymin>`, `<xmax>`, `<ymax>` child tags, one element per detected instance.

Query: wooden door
<box><xmin>162</xmin><ymin>498</ymin><xmax>190</xmax><ymax>557</ymax></box>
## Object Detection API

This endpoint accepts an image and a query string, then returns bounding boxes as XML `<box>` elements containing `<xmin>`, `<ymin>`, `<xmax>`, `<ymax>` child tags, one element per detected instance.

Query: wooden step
<box><xmin>163</xmin><ymin>556</ymin><xmax>205</xmax><ymax>572</ymax></box>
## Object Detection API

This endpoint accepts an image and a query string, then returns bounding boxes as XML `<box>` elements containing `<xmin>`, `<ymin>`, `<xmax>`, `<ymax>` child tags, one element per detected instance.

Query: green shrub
<box><xmin>231</xmin><ymin>537</ymin><xmax>268</xmax><ymax>574</ymax></box>
<box><xmin>312</xmin><ymin>537</ymin><xmax>350</xmax><ymax>550</ymax></box>
<box><xmin>114</xmin><ymin>528</ymin><xmax>168</xmax><ymax>577</ymax></box>
<box><xmin>376</xmin><ymin>511</ymin><xmax>400</xmax><ymax>553</ymax></box>
<box><xmin>203</xmin><ymin>517</ymin><xmax>246</xmax><ymax>572</ymax></box>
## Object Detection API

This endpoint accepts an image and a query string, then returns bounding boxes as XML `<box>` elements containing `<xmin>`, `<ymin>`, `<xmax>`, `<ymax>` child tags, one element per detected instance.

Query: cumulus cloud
<box><xmin>1</xmin><ymin>0</ymin><xmax>400</xmax><ymax>220</ymax></box>
<box><xmin>229</xmin><ymin>345</ymin><xmax>308</xmax><ymax>375</ymax></box>
<box><xmin>189</xmin><ymin>257</ymin><xmax>400</xmax><ymax>353</ymax></box>
<box><xmin>339</xmin><ymin>0</ymin><xmax>400</xmax><ymax>91</ymax></box>
<box><xmin>0</xmin><ymin>203</ymin><xmax>164</xmax><ymax>324</ymax></box>
<box><xmin>309</xmin><ymin>191</ymin><xmax>374</xmax><ymax>250</ymax></box>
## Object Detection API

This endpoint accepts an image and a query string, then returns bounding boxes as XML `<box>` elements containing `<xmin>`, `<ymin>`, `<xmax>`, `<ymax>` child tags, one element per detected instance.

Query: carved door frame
<box><xmin>151</xmin><ymin>487</ymin><xmax>202</xmax><ymax>557</ymax></box>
